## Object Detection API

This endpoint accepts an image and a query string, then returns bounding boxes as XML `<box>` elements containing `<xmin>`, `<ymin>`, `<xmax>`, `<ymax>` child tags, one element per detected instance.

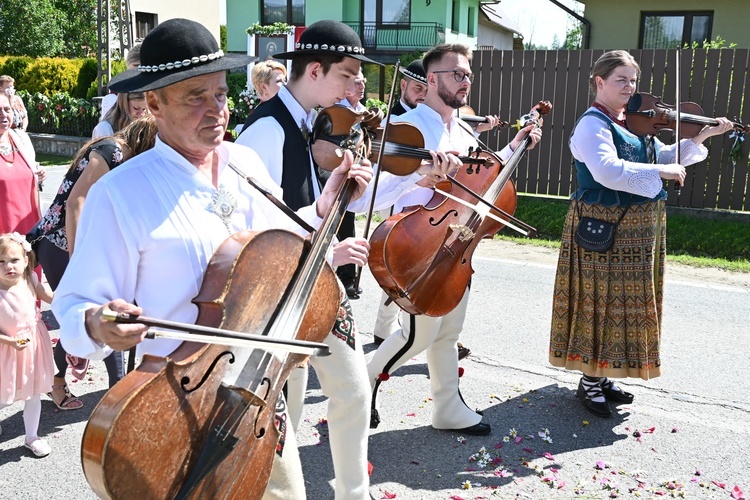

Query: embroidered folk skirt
<box><xmin>549</xmin><ymin>199</ymin><xmax>666</xmax><ymax>380</ymax></box>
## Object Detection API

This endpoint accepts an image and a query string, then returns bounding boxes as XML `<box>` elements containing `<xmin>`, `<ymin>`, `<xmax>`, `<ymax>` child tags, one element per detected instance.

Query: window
<box><xmin>261</xmin><ymin>0</ymin><xmax>305</xmax><ymax>26</ymax></box>
<box><xmin>451</xmin><ymin>0</ymin><xmax>459</xmax><ymax>32</ymax></box>
<box><xmin>467</xmin><ymin>6</ymin><xmax>475</xmax><ymax>37</ymax></box>
<box><xmin>135</xmin><ymin>12</ymin><xmax>157</xmax><ymax>40</ymax></box>
<box><xmin>640</xmin><ymin>11</ymin><xmax>712</xmax><ymax>49</ymax></box>
<box><xmin>363</xmin><ymin>0</ymin><xmax>411</xmax><ymax>27</ymax></box>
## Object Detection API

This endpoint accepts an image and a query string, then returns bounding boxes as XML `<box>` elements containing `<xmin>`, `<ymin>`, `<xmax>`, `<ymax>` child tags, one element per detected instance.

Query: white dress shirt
<box><xmin>390</xmin><ymin>103</ymin><xmax>514</xmax><ymax>214</ymax></box>
<box><xmin>52</xmin><ymin>136</ymin><xmax>323</xmax><ymax>360</ymax></box>
<box><xmin>570</xmin><ymin>108</ymin><xmax>708</xmax><ymax>198</ymax></box>
<box><xmin>235</xmin><ymin>86</ymin><xmax>423</xmax><ymax>215</ymax></box>
<box><xmin>235</xmin><ymin>86</ymin><xmax>321</xmax><ymax>198</ymax></box>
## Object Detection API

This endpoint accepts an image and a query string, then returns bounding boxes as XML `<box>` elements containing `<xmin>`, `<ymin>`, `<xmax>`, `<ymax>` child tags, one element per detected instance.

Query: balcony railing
<box><xmin>343</xmin><ymin>22</ymin><xmax>444</xmax><ymax>52</ymax></box>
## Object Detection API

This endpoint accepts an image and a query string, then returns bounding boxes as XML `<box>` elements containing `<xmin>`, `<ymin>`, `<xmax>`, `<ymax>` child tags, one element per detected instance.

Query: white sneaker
<box><xmin>24</xmin><ymin>438</ymin><xmax>51</xmax><ymax>457</ymax></box>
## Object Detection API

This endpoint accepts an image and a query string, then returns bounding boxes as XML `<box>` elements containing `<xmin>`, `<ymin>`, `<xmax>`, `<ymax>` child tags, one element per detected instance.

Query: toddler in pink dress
<box><xmin>0</xmin><ymin>232</ymin><xmax>55</xmax><ymax>457</ymax></box>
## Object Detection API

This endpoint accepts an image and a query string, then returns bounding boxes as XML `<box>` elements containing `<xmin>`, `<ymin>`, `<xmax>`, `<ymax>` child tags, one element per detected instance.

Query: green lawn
<box><xmin>360</xmin><ymin>195</ymin><xmax>750</xmax><ymax>273</ymax></box>
<box><xmin>37</xmin><ymin>153</ymin><xmax>73</xmax><ymax>167</ymax></box>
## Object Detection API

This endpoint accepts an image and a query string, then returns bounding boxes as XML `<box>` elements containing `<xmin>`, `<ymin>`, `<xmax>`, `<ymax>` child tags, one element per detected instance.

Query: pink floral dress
<box><xmin>0</xmin><ymin>279</ymin><xmax>54</xmax><ymax>404</ymax></box>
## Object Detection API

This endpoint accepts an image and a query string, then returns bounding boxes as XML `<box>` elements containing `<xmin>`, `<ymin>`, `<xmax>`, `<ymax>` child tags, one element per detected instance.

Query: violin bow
<box><xmin>352</xmin><ymin>60</ymin><xmax>402</xmax><ymax>290</ymax></box>
<box><xmin>102</xmin><ymin>310</ymin><xmax>331</xmax><ymax>357</ymax></box>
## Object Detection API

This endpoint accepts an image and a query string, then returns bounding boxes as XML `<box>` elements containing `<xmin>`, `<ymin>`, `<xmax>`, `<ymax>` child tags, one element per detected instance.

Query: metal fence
<box><xmin>468</xmin><ymin>48</ymin><xmax>750</xmax><ymax>211</ymax></box>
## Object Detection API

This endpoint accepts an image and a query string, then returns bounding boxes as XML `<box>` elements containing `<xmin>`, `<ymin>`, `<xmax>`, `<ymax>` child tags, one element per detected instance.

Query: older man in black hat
<box><xmin>52</xmin><ymin>18</ymin><xmax>372</xmax><ymax>499</ymax></box>
<box><xmin>236</xmin><ymin>19</ymin><xmax>458</xmax><ymax>500</ymax></box>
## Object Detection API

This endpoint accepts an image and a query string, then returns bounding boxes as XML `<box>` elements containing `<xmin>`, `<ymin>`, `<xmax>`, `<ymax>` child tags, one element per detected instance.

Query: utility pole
<box><xmin>96</xmin><ymin>0</ymin><xmax>133</xmax><ymax>96</ymax></box>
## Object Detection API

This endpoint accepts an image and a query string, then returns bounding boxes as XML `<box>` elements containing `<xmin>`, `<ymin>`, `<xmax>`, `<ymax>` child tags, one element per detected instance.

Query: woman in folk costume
<box><xmin>549</xmin><ymin>50</ymin><xmax>732</xmax><ymax>417</ymax></box>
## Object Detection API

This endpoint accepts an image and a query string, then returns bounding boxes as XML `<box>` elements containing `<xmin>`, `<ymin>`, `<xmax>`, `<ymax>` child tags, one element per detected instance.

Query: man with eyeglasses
<box><xmin>366</xmin><ymin>43</ymin><xmax>542</xmax><ymax>437</ymax></box>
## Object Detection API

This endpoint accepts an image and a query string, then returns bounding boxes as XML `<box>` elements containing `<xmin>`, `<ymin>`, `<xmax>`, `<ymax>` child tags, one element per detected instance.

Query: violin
<box><xmin>625</xmin><ymin>92</ymin><xmax>749</xmax><ymax>137</ymax></box>
<box><xmin>368</xmin><ymin>100</ymin><xmax>551</xmax><ymax>317</ymax></box>
<box><xmin>80</xmin><ymin>162</ymin><xmax>356</xmax><ymax>497</ymax></box>
<box><xmin>311</xmin><ymin>105</ymin><xmax>495</xmax><ymax>176</ymax></box>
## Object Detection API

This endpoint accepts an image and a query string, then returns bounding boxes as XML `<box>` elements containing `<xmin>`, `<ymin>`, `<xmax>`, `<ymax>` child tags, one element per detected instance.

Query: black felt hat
<box><xmin>274</xmin><ymin>20</ymin><xmax>380</xmax><ymax>65</ymax></box>
<box><xmin>399</xmin><ymin>59</ymin><xmax>426</xmax><ymax>84</ymax></box>
<box><xmin>109</xmin><ymin>18</ymin><xmax>256</xmax><ymax>92</ymax></box>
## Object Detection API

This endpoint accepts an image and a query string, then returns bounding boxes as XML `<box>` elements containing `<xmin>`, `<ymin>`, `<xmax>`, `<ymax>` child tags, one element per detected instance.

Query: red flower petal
<box><xmin>711</xmin><ymin>480</ymin><xmax>727</xmax><ymax>489</ymax></box>
<box><xmin>731</xmin><ymin>485</ymin><xmax>746</xmax><ymax>500</ymax></box>
<box><xmin>378</xmin><ymin>372</ymin><xmax>390</xmax><ymax>381</ymax></box>
<box><xmin>543</xmin><ymin>452</ymin><xmax>555</xmax><ymax>460</ymax></box>
<box><xmin>382</xmin><ymin>491</ymin><xmax>397</xmax><ymax>499</ymax></box>
<box><xmin>458</xmin><ymin>367</ymin><xmax>464</xmax><ymax>377</ymax></box>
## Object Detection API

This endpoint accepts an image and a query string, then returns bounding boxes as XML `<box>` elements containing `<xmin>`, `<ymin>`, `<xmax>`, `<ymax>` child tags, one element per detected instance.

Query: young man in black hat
<box><xmin>236</xmin><ymin>19</ymin><xmax>458</xmax><ymax>500</ymax></box>
<box><xmin>366</xmin><ymin>42</ymin><xmax>542</xmax><ymax>438</ymax></box>
<box><xmin>370</xmin><ymin>58</ymin><xmax>429</xmax><ymax>348</ymax></box>
<box><xmin>52</xmin><ymin>18</ymin><xmax>373</xmax><ymax>499</ymax></box>
<box><xmin>391</xmin><ymin>59</ymin><xmax>428</xmax><ymax>116</ymax></box>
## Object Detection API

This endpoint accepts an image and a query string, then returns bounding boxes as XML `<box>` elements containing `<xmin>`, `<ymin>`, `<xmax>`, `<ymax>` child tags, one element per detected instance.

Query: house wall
<box><xmin>227</xmin><ymin>0</ymin><xmax>261</xmax><ymax>52</ymax></box>
<box><xmin>583</xmin><ymin>0</ymin><xmax>750</xmax><ymax>49</ymax></box>
<box><xmin>226</xmin><ymin>0</ymin><xmax>487</xmax><ymax>53</ymax></box>
<box><xmin>477</xmin><ymin>20</ymin><xmax>514</xmax><ymax>49</ymax></box>
<box><xmin>130</xmin><ymin>0</ymin><xmax>221</xmax><ymax>43</ymax></box>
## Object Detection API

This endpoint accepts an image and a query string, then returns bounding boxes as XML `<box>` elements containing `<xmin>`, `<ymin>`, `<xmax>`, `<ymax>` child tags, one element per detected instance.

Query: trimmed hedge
<box><xmin>0</xmin><ymin>55</ymin><xmax>123</xmax><ymax>98</ymax></box>
<box><xmin>1</xmin><ymin>56</ymin><xmax>35</xmax><ymax>82</ymax></box>
<box><xmin>17</xmin><ymin>58</ymin><xmax>84</xmax><ymax>96</ymax></box>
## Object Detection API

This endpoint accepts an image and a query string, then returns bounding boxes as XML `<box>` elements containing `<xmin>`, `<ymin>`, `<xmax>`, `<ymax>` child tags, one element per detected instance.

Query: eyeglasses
<box><xmin>432</xmin><ymin>70</ymin><xmax>474</xmax><ymax>83</ymax></box>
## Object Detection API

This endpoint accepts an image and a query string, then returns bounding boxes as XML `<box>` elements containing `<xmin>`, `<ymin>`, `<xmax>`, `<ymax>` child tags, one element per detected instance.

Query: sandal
<box><xmin>24</xmin><ymin>437</ymin><xmax>51</xmax><ymax>457</ymax></box>
<box><xmin>47</xmin><ymin>384</ymin><xmax>83</xmax><ymax>411</ymax></box>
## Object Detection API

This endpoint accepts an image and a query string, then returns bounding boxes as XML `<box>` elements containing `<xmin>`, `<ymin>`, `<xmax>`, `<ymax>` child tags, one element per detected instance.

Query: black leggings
<box><xmin>335</xmin><ymin>211</ymin><xmax>357</xmax><ymax>286</ymax></box>
<box><xmin>37</xmin><ymin>238</ymin><xmax>125</xmax><ymax>388</ymax></box>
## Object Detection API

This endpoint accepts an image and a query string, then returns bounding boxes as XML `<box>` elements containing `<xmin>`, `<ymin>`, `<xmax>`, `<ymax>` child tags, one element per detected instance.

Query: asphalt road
<box><xmin>1</xmin><ymin>166</ymin><xmax>747</xmax><ymax>499</ymax></box>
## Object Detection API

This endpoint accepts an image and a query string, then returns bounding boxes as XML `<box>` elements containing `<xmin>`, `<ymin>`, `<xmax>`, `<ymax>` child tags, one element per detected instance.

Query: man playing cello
<box><xmin>366</xmin><ymin>43</ymin><xmax>542</xmax><ymax>436</ymax></box>
<box><xmin>51</xmin><ymin>18</ymin><xmax>372</xmax><ymax>498</ymax></box>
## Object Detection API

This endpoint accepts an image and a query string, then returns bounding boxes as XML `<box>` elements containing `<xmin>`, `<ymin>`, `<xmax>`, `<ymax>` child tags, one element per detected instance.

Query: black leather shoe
<box><xmin>457</xmin><ymin>344</ymin><xmax>470</xmax><ymax>360</ymax></box>
<box><xmin>370</xmin><ymin>408</ymin><xmax>380</xmax><ymax>429</ymax></box>
<box><xmin>576</xmin><ymin>379</ymin><xmax>612</xmax><ymax>418</ymax></box>
<box><xmin>443</xmin><ymin>422</ymin><xmax>491</xmax><ymax>436</ymax></box>
<box><xmin>373</xmin><ymin>335</ymin><xmax>385</xmax><ymax>346</ymax></box>
<box><xmin>345</xmin><ymin>284</ymin><xmax>360</xmax><ymax>300</ymax></box>
<box><xmin>601</xmin><ymin>380</ymin><xmax>634</xmax><ymax>404</ymax></box>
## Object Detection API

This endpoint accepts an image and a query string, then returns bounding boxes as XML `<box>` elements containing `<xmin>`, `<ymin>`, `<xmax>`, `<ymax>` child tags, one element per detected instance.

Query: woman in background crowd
<box><xmin>92</xmin><ymin>91</ymin><xmax>148</xmax><ymax>138</ymax></box>
<box><xmin>0</xmin><ymin>75</ymin><xmax>28</xmax><ymax>131</ymax></box>
<box><xmin>250</xmin><ymin>60</ymin><xmax>287</xmax><ymax>102</ymax></box>
<box><xmin>34</xmin><ymin>116</ymin><xmax>157</xmax><ymax>406</ymax></box>
<box><xmin>0</xmin><ymin>92</ymin><xmax>44</xmax><ymax>236</ymax></box>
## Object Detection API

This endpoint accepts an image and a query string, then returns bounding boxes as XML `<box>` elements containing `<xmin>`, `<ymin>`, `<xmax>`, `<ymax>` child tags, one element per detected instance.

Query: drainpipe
<box><xmin>546</xmin><ymin>0</ymin><xmax>591</xmax><ymax>49</ymax></box>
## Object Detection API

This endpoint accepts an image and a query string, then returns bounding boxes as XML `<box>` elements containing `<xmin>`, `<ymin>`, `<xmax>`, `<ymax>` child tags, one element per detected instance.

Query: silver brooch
<box><xmin>210</xmin><ymin>184</ymin><xmax>237</xmax><ymax>233</ymax></box>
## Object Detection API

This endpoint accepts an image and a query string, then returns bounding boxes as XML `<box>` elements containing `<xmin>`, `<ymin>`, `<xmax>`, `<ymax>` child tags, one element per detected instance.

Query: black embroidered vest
<box><xmin>240</xmin><ymin>95</ymin><xmax>321</xmax><ymax>210</ymax></box>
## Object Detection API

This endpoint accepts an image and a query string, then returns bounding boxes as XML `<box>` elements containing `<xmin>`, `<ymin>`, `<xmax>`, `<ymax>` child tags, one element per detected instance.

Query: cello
<box><xmin>368</xmin><ymin>100</ymin><xmax>551</xmax><ymax>317</ymax></box>
<box><xmin>79</xmin><ymin>156</ymin><xmax>362</xmax><ymax>498</ymax></box>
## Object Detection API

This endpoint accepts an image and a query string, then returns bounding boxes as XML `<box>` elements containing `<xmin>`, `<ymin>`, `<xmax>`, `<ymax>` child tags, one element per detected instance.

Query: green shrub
<box><xmin>86</xmin><ymin>79</ymin><xmax>99</xmax><ymax>100</ymax></box>
<box><xmin>18</xmin><ymin>58</ymin><xmax>84</xmax><ymax>96</ymax></box>
<box><xmin>1</xmin><ymin>56</ymin><xmax>34</xmax><ymax>82</ymax></box>
<box><xmin>73</xmin><ymin>58</ymin><xmax>98</xmax><ymax>98</ymax></box>
<box><xmin>227</xmin><ymin>72</ymin><xmax>251</xmax><ymax>125</ymax></box>
<box><xmin>227</xmin><ymin>72</ymin><xmax>247</xmax><ymax>98</ymax></box>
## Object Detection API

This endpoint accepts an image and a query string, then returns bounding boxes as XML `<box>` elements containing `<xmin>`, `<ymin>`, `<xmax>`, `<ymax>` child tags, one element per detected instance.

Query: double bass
<box><xmin>368</xmin><ymin>101</ymin><xmax>551</xmax><ymax>317</ymax></box>
<box><xmin>79</xmin><ymin>157</ymin><xmax>361</xmax><ymax>498</ymax></box>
